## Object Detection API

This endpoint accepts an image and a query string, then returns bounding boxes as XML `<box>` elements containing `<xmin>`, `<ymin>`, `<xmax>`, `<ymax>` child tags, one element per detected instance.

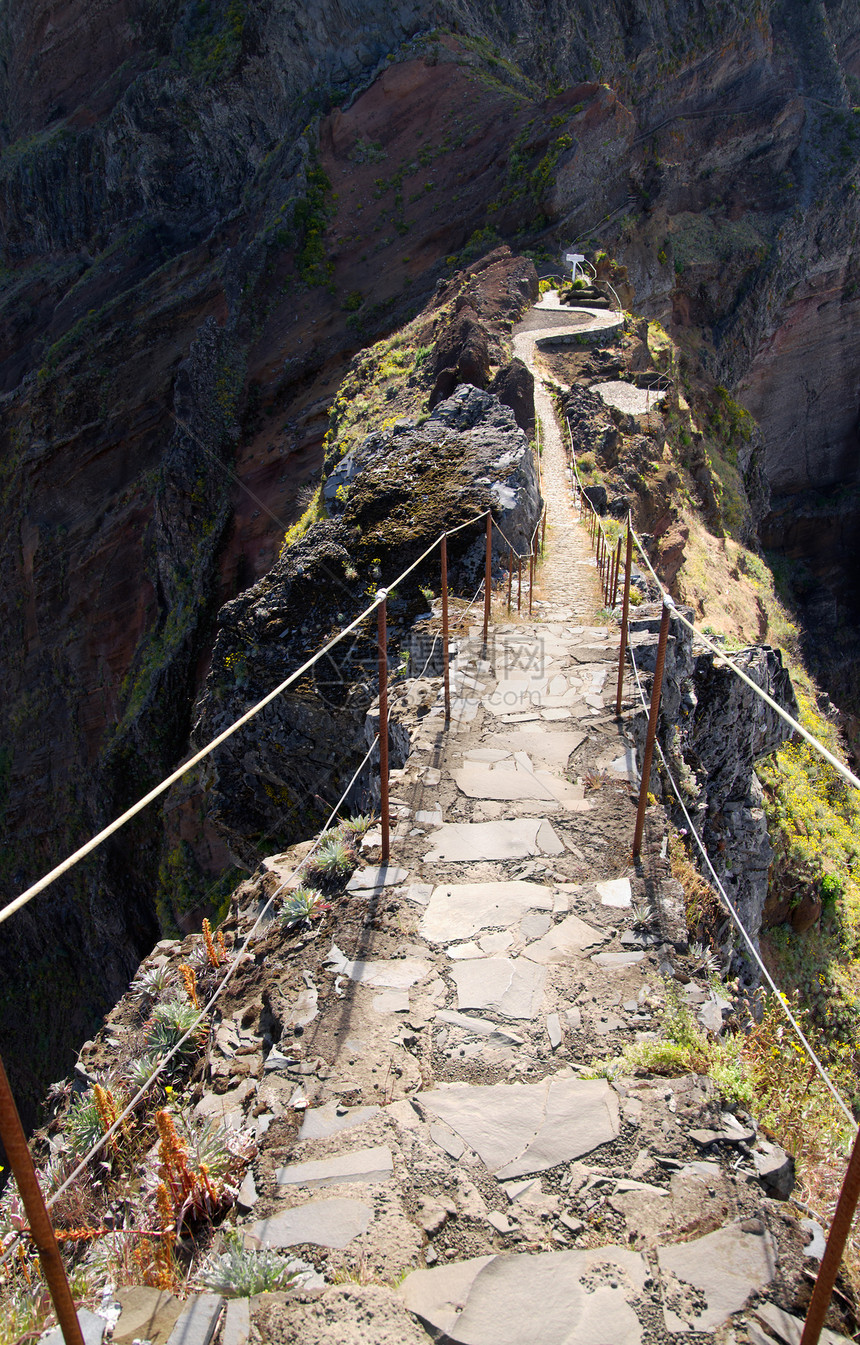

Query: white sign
<box><xmin>564</xmin><ymin>251</ymin><xmax>586</xmax><ymax>281</ymax></box>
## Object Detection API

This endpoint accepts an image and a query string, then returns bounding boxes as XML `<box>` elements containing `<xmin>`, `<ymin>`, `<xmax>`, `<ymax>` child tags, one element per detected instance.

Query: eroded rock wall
<box><xmin>195</xmin><ymin>383</ymin><xmax>541</xmax><ymax>865</ymax></box>
<box><xmin>632</xmin><ymin>603</ymin><xmax>798</xmax><ymax>964</ymax></box>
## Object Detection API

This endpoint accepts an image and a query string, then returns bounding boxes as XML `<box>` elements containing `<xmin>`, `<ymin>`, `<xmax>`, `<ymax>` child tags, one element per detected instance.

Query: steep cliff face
<box><xmin>2</xmin><ymin>0</ymin><xmax>860</xmax><ymax>1123</ymax></box>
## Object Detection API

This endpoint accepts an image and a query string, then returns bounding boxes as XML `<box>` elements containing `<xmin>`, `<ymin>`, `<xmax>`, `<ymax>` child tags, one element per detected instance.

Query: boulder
<box><xmin>753</xmin><ymin>1141</ymin><xmax>795</xmax><ymax>1199</ymax></box>
<box><xmin>489</xmin><ymin>358</ymin><xmax>535</xmax><ymax>433</ymax></box>
<box><xmin>428</xmin><ymin>305</ymin><xmax>490</xmax><ymax>408</ymax></box>
<box><xmin>583</xmin><ymin>484</ymin><xmax>608</xmax><ymax>515</ymax></box>
<box><xmin>196</xmin><ymin>386</ymin><xmax>541</xmax><ymax>862</ymax></box>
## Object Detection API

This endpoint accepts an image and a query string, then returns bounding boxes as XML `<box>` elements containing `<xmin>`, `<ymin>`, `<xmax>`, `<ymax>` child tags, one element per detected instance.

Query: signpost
<box><xmin>564</xmin><ymin>251</ymin><xmax>586</xmax><ymax>282</ymax></box>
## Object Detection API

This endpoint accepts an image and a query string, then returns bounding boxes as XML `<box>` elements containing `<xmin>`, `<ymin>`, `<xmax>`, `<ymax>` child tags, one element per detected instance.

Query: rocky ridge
<box><xmin>12</xmin><ymin>295</ymin><xmax>848</xmax><ymax>1345</ymax></box>
<box><xmin>194</xmin><ymin>377</ymin><xmax>542</xmax><ymax>870</ymax></box>
<box><xmin>3</xmin><ymin>0</ymin><xmax>860</xmax><ymax>1122</ymax></box>
<box><xmin>57</xmin><ymin>609</ymin><xmax>838</xmax><ymax>1345</ymax></box>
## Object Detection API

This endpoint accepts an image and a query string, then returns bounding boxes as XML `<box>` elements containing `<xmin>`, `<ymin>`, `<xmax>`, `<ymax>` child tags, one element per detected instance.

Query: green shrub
<box><xmin>306</xmin><ymin>835</ymin><xmax>356</xmax><ymax>880</ymax></box>
<box><xmin>200</xmin><ymin>1229</ymin><xmax>300</xmax><ymax>1296</ymax></box>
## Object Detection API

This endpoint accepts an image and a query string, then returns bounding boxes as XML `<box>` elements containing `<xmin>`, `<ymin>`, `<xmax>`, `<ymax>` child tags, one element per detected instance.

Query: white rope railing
<box><xmin>565</xmin><ymin>418</ymin><xmax>860</xmax><ymax>796</ymax></box>
<box><xmin>627</xmin><ymin>524</ymin><xmax>860</xmax><ymax>796</ymax></box>
<box><xmin>627</xmin><ymin>638</ymin><xmax>856</xmax><ymax>1130</ymax></box>
<box><xmin>0</xmin><ymin>728</ymin><xmax>382</xmax><ymax>1272</ymax></box>
<box><xmin>0</xmin><ymin>510</ymin><xmax>491</xmax><ymax>929</ymax></box>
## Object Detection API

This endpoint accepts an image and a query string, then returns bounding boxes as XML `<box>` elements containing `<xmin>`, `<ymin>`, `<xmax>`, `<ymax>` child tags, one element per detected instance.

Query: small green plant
<box><xmin>339</xmin><ymin>814</ymin><xmax>376</xmax><ymax>838</ymax></box>
<box><xmin>125</xmin><ymin>1053</ymin><xmax>162</xmax><ymax>1090</ymax></box>
<box><xmin>200</xmin><ymin>1228</ymin><xmax>301</xmax><ymax>1296</ymax></box>
<box><xmin>307</xmin><ymin>836</ymin><xmax>356</xmax><ymax>880</ymax></box>
<box><xmin>178</xmin><ymin>1111</ymin><xmax>254</xmax><ymax>1183</ymax></box>
<box><xmin>146</xmin><ymin>997</ymin><xmax>203</xmax><ymax>1067</ymax></box>
<box><xmin>64</xmin><ymin>1091</ymin><xmax>109</xmax><ymax>1158</ymax></box>
<box><xmin>279</xmin><ymin>886</ymin><xmax>330</xmax><ymax>927</ymax></box>
<box><xmin>136</xmin><ymin>964</ymin><xmax>175</xmax><ymax>1000</ymax></box>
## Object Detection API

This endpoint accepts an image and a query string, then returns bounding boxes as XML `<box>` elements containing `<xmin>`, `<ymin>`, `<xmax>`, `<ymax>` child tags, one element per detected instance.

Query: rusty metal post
<box><xmin>0</xmin><ymin>1054</ymin><xmax>85</xmax><ymax>1345</ymax></box>
<box><xmin>611</xmin><ymin>536</ymin><xmax>622</xmax><ymax>608</ymax></box>
<box><xmin>441</xmin><ymin>534</ymin><xmax>451</xmax><ymax>724</ymax></box>
<box><xmin>377</xmin><ymin>595</ymin><xmax>390</xmax><ymax>864</ymax></box>
<box><xmin>528</xmin><ymin>546</ymin><xmax>535</xmax><ymax>616</ymax></box>
<box><xmin>615</xmin><ymin>518</ymin><xmax>634</xmax><ymax>716</ymax></box>
<box><xmin>800</xmin><ymin>1126</ymin><xmax>860</xmax><ymax>1345</ymax></box>
<box><xmin>507</xmin><ymin>547</ymin><xmax>513</xmax><ymax>613</ymax></box>
<box><xmin>517</xmin><ymin>556</ymin><xmax>522</xmax><ymax>612</ymax></box>
<box><xmin>482</xmin><ymin>512</ymin><xmax>492</xmax><ymax>649</ymax></box>
<box><xmin>632</xmin><ymin>599</ymin><xmax>672</xmax><ymax>859</ymax></box>
<box><xmin>541</xmin><ymin>509</ymin><xmax>547</xmax><ymax>553</ymax></box>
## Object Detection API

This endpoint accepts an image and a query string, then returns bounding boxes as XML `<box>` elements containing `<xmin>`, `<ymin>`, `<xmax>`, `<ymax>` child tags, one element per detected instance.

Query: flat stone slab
<box><xmin>608</xmin><ymin>747</ymin><xmax>639</xmax><ymax>780</ymax></box>
<box><xmin>419</xmin><ymin>1075</ymin><xmax>620</xmax><ymax>1178</ymax></box>
<box><xmin>523</xmin><ymin>913</ymin><xmax>607</xmax><ymax>964</ymax></box>
<box><xmin>44</xmin><ymin>1308</ymin><xmax>107</xmax><ymax>1345</ymax></box>
<box><xmin>519</xmin><ymin>912</ymin><xmax>551</xmax><ymax>940</ymax></box>
<box><xmin>430</xmin><ymin>1121</ymin><xmax>466</xmax><ymax>1159</ymax></box>
<box><xmin>401</xmin><ymin>1246</ymin><xmax>645</xmax><ymax>1344</ymax></box>
<box><xmin>327</xmin><ymin>943</ymin><xmax>430</xmax><ymax>988</ymax></box>
<box><xmin>167</xmin><ymin>1295</ymin><xmax>224</xmax><ymax>1345</ymax></box>
<box><xmin>114</xmin><ymin>1288</ymin><xmax>184</xmax><ymax>1345</ymax></box>
<box><xmin>222</xmin><ymin>1299</ymin><xmax>250</xmax><ymax>1345</ymax></box>
<box><xmin>657</xmin><ymin>1222</ymin><xmax>777</xmax><ymax>1333</ymax></box>
<box><xmin>299</xmin><ymin>1102</ymin><xmax>380</xmax><ymax>1141</ymax></box>
<box><xmin>591</xmin><ymin>950</ymin><xmax>646</xmax><ymax>969</ymax></box>
<box><xmin>451</xmin><ymin>958</ymin><xmax>546</xmax><ymax>1020</ymax></box>
<box><xmin>346</xmin><ymin>865</ymin><xmax>409</xmax><ymax>892</ymax></box>
<box><xmin>403</xmin><ymin>882</ymin><xmax>433</xmax><ymax>905</ymax></box>
<box><xmin>596</xmin><ymin>878</ymin><xmax>633</xmax><ymax>908</ymax></box>
<box><xmin>437</xmin><ymin>1010</ymin><xmax>524</xmax><ymax>1045</ymax></box>
<box><xmin>276</xmin><ymin>1145</ymin><xmax>393</xmax><ymax>1188</ymax></box>
<box><xmin>453</xmin><ymin>761</ymin><xmax>587</xmax><ymax>808</ymax></box>
<box><xmin>415</xmin><ymin>808</ymin><xmax>443</xmax><ymax>826</ymax></box>
<box><xmin>753</xmin><ymin>1302</ymin><xmax>854</xmax><ymax>1345</ymax></box>
<box><xmin>249</xmin><ymin>1197</ymin><xmax>374</xmax><ymax>1250</ymax></box>
<box><xmin>373</xmin><ymin>988</ymin><xmax>411</xmax><ymax>1012</ymax></box>
<box><xmin>422</xmin><ymin>880</ymin><xmax>553</xmax><ymax>943</ymax></box>
<box><xmin>424</xmin><ymin>818</ymin><xmax>564</xmax><ymax>863</ymax></box>
<box><xmin>479</xmin><ymin>929</ymin><xmax>514</xmax><ymax>954</ymax></box>
<box><xmin>447</xmin><ymin>940</ymin><xmax>485</xmax><ymax>960</ymax></box>
<box><xmin>594</xmin><ymin>380</ymin><xmax>665</xmax><ymax>415</ymax></box>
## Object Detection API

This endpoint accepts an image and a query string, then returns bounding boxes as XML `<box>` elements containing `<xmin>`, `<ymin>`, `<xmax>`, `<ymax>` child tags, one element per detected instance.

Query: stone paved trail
<box><xmin>119</xmin><ymin>299</ymin><xmax>832</xmax><ymax>1345</ymax></box>
<box><xmin>512</xmin><ymin>316</ymin><xmax>603</xmax><ymax>622</ymax></box>
<box><xmin>215</xmin><ymin>619</ymin><xmax>817</xmax><ymax>1345</ymax></box>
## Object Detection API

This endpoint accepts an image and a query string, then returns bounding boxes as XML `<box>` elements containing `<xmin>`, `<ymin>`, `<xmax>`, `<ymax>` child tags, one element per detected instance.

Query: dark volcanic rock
<box><xmin>198</xmin><ymin>385</ymin><xmax>541</xmax><ymax>863</ymax></box>
<box><xmin>489</xmin><ymin>358</ymin><xmax>535</xmax><ymax>434</ymax></box>
<box><xmin>429</xmin><ymin>305</ymin><xmax>490</xmax><ymax>409</ymax></box>
<box><xmin>583</xmin><ymin>484</ymin><xmax>608</xmax><ymax>515</ymax></box>
<box><xmin>633</xmin><ymin>603</ymin><xmax>798</xmax><ymax>964</ymax></box>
